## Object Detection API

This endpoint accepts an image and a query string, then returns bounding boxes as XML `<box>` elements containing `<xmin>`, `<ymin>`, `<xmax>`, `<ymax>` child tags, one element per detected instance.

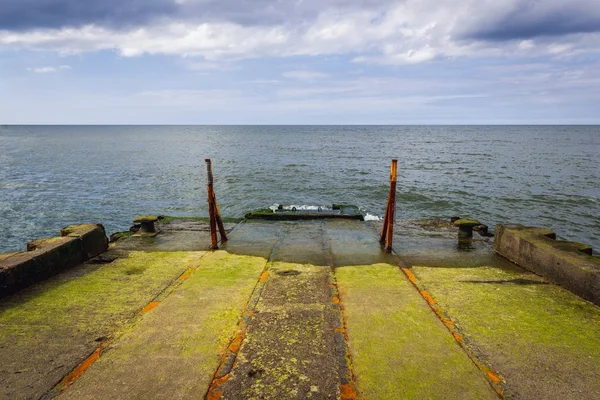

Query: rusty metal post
<box><xmin>213</xmin><ymin>191</ymin><xmax>228</xmax><ymax>244</ymax></box>
<box><xmin>205</xmin><ymin>159</ymin><xmax>219</xmax><ymax>249</ymax></box>
<box><xmin>380</xmin><ymin>160</ymin><xmax>398</xmax><ymax>252</ymax></box>
<box><xmin>205</xmin><ymin>159</ymin><xmax>228</xmax><ymax>249</ymax></box>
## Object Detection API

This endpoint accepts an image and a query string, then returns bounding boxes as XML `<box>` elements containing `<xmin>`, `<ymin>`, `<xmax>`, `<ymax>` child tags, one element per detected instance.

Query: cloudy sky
<box><xmin>1</xmin><ymin>0</ymin><xmax>599</xmax><ymax>124</ymax></box>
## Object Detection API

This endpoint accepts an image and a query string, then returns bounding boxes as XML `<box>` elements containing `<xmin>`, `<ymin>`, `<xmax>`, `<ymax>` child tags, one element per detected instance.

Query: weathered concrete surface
<box><xmin>0</xmin><ymin>224</ymin><xmax>108</xmax><ymax>297</ymax></box>
<box><xmin>216</xmin><ymin>222</ymin><xmax>344</xmax><ymax>399</ymax></box>
<box><xmin>494</xmin><ymin>224</ymin><xmax>600</xmax><ymax>305</ymax></box>
<box><xmin>60</xmin><ymin>251</ymin><xmax>266</xmax><ymax>400</ymax></box>
<box><xmin>411</xmin><ymin>264</ymin><xmax>600</xmax><ymax>400</ymax></box>
<box><xmin>219</xmin><ymin>262</ymin><xmax>341</xmax><ymax>399</ymax></box>
<box><xmin>0</xmin><ymin>251</ymin><xmax>203</xmax><ymax>400</ymax></box>
<box><xmin>3</xmin><ymin>217</ymin><xmax>600</xmax><ymax>400</ymax></box>
<box><xmin>59</xmin><ymin>223</ymin><xmax>109</xmax><ymax>259</ymax></box>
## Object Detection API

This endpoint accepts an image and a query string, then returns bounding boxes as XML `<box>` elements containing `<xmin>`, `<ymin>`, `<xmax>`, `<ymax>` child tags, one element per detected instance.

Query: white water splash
<box><xmin>364</xmin><ymin>213</ymin><xmax>381</xmax><ymax>221</ymax></box>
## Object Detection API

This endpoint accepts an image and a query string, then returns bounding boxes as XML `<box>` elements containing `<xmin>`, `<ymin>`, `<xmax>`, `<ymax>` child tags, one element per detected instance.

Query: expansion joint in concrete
<box><xmin>45</xmin><ymin>252</ymin><xmax>211</xmax><ymax>399</ymax></box>
<box><xmin>394</xmin><ymin>257</ymin><xmax>505</xmax><ymax>399</ymax></box>
<box><xmin>204</xmin><ymin>228</ymin><xmax>288</xmax><ymax>400</ymax></box>
<box><xmin>323</xmin><ymin>222</ymin><xmax>358</xmax><ymax>400</ymax></box>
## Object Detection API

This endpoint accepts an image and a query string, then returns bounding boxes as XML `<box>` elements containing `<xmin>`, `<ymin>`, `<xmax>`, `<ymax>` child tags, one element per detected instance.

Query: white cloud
<box><xmin>2</xmin><ymin>1</ymin><xmax>600</xmax><ymax>66</ymax></box>
<box><xmin>26</xmin><ymin>64</ymin><xmax>72</xmax><ymax>73</ymax></box>
<box><xmin>282</xmin><ymin>70</ymin><xmax>329</xmax><ymax>80</ymax></box>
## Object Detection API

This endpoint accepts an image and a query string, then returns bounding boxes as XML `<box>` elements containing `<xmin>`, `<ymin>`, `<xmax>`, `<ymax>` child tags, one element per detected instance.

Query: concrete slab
<box><xmin>0</xmin><ymin>251</ymin><xmax>203</xmax><ymax>400</ymax></box>
<box><xmin>219</xmin><ymin>261</ymin><xmax>341</xmax><ymax>399</ymax></box>
<box><xmin>221</xmin><ymin>221</ymin><xmax>284</xmax><ymax>259</ymax></box>
<box><xmin>272</xmin><ymin>221</ymin><xmax>329</xmax><ymax>266</ymax></box>
<box><xmin>59</xmin><ymin>251</ymin><xmax>267</xmax><ymax>400</ymax></box>
<box><xmin>494</xmin><ymin>224</ymin><xmax>600</xmax><ymax>305</ymax></box>
<box><xmin>411</xmin><ymin>263</ymin><xmax>600</xmax><ymax>400</ymax></box>
<box><xmin>325</xmin><ymin>219</ymin><xmax>395</xmax><ymax>266</ymax></box>
<box><xmin>336</xmin><ymin>264</ymin><xmax>498</xmax><ymax>399</ymax></box>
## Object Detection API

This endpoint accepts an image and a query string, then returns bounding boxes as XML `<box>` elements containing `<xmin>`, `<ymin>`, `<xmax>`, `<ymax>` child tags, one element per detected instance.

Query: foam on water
<box><xmin>364</xmin><ymin>213</ymin><xmax>381</xmax><ymax>221</ymax></box>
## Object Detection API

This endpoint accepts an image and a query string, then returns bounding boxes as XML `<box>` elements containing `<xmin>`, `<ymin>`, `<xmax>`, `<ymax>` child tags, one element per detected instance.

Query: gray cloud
<box><xmin>0</xmin><ymin>0</ymin><xmax>176</xmax><ymax>30</ymax></box>
<box><xmin>0</xmin><ymin>0</ymin><xmax>391</xmax><ymax>30</ymax></box>
<box><xmin>466</xmin><ymin>1</ymin><xmax>600</xmax><ymax>41</ymax></box>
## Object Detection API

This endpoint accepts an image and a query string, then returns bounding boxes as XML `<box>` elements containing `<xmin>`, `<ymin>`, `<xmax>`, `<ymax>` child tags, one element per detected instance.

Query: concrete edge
<box><xmin>494</xmin><ymin>224</ymin><xmax>600</xmax><ymax>305</ymax></box>
<box><xmin>0</xmin><ymin>224</ymin><xmax>109</xmax><ymax>298</ymax></box>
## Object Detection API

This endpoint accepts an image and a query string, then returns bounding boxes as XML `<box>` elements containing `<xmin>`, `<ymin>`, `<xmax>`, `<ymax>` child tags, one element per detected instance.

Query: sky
<box><xmin>1</xmin><ymin>0</ymin><xmax>599</xmax><ymax>124</ymax></box>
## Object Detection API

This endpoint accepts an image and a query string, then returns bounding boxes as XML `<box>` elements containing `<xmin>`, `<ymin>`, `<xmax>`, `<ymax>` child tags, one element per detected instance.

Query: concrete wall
<box><xmin>494</xmin><ymin>224</ymin><xmax>600</xmax><ymax>306</ymax></box>
<box><xmin>0</xmin><ymin>224</ymin><xmax>108</xmax><ymax>297</ymax></box>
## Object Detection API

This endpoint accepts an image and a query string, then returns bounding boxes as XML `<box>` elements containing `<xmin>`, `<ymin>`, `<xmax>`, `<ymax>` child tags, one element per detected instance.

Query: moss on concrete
<box><xmin>336</xmin><ymin>264</ymin><xmax>497</xmax><ymax>399</ymax></box>
<box><xmin>411</xmin><ymin>264</ymin><xmax>600</xmax><ymax>399</ymax></box>
<box><xmin>454</xmin><ymin>218</ymin><xmax>480</xmax><ymax>228</ymax></box>
<box><xmin>61</xmin><ymin>251</ymin><xmax>267</xmax><ymax>400</ymax></box>
<box><xmin>133</xmin><ymin>215</ymin><xmax>158</xmax><ymax>223</ymax></box>
<box><xmin>157</xmin><ymin>215</ymin><xmax>243</xmax><ymax>224</ymax></box>
<box><xmin>60</xmin><ymin>224</ymin><xmax>104</xmax><ymax>237</ymax></box>
<box><xmin>219</xmin><ymin>261</ymin><xmax>341</xmax><ymax>399</ymax></box>
<box><xmin>0</xmin><ymin>251</ymin><xmax>204</xmax><ymax>399</ymax></box>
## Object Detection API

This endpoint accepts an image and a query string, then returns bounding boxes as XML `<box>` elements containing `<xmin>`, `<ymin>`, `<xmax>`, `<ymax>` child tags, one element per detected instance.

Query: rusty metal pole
<box><xmin>380</xmin><ymin>160</ymin><xmax>397</xmax><ymax>252</ymax></box>
<box><xmin>205</xmin><ymin>159</ymin><xmax>219</xmax><ymax>250</ymax></box>
<box><xmin>380</xmin><ymin>189</ymin><xmax>392</xmax><ymax>244</ymax></box>
<box><xmin>385</xmin><ymin>160</ymin><xmax>398</xmax><ymax>252</ymax></box>
<box><xmin>213</xmin><ymin>191</ymin><xmax>228</xmax><ymax>243</ymax></box>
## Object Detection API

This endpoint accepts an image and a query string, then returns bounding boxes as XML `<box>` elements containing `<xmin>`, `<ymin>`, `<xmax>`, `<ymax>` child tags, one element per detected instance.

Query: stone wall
<box><xmin>0</xmin><ymin>224</ymin><xmax>108</xmax><ymax>297</ymax></box>
<box><xmin>494</xmin><ymin>224</ymin><xmax>600</xmax><ymax>305</ymax></box>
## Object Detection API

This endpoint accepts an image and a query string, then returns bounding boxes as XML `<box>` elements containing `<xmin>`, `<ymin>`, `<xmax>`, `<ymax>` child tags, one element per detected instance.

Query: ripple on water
<box><xmin>0</xmin><ymin>125</ymin><xmax>599</xmax><ymax>252</ymax></box>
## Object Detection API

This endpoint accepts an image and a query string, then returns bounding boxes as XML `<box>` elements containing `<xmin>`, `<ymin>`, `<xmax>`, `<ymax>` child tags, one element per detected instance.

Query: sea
<box><xmin>1</xmin><ymin>125</ymin><xmax>599</xmax><ymax>253</ymax></box>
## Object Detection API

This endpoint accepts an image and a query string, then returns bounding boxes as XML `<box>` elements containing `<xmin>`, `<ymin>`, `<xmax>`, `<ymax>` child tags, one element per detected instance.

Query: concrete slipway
<box><xmin>1</xmin><ymin>218</ymin><xmax>599</xmax><ymax>399</ymax></box>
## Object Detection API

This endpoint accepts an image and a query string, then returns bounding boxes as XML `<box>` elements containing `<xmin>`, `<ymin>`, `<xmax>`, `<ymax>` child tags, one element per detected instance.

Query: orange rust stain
<box><xmin>452</xmin><ymin>332</ymin><xmax>464</xmax><ymax>342</ymax></box>
<box><xmin>141</xmin><ymin>301</ymin><xmax>160</xmax><ymax>313</ymax></box>
<box><xmin>401</xmin><ymin>267</ymin><xmax>417</xmax><ymax>283</ymax></box>
<box><xmin>334</xmin><ymin>327</ymin><xmax>345</xmax><ymax>333</ymax></box>
<box><xmin>440</xmin><ymin>316</ymin><xmax>454</xmax><ymax>326</ymax></box>
<box><xmin>420</xmin><ymin>290</ymin><xmax>436</xmax><ymax>306</ymax></box>
<box><xmin>228</xmin><ymin>331</ymin><xmax>246</xmax><ymax>353</ymax></box>
<box><xmin>59</xmin><ymin>343</ymin><xmax>105</xmax><ymax>389</ymax></box>
<box><xmin>340</xmin><ymin>384</ymin><xmax>357</xmax><ymax>399</ymax></box>
<box><xmin>259</xmin><ymin>271</ymin><xmax>269</xmax><ymax>282</ymax></box>
<box><xmin>178</xmin><ymin>273</ymin><xmax>190</xmax><ymax>281</ymax></box>
<box><xmin>206</xmin><ymin>390</ymin><xmax>222</xmax><ymax>400</ymax></box>
<box><xmin>331</xmin><ymin>296</ymin><xmax>340</xmax><ymax>304</ymax></box>
<box><xmin>207</xmin><ymin>373</ymin><xmax>229</xmax><ymax>400</ymax></box>
<box><xmin>487</xmin><ymin>371</ymin><xmax>502</xmax><ymax>383</ymax></box>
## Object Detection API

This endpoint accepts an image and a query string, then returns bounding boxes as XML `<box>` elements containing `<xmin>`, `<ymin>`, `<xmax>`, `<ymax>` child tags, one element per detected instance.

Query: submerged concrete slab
<box><xmin>325</xmin><ymin>219</ymin><xmax>395</xmax><ymax>266</ymax></box>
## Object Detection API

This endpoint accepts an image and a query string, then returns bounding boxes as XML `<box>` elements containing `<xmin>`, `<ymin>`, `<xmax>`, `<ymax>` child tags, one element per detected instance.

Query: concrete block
<box><xmin>494</xmin><ymin>224</ymin><xmax>600</xmax><ymax>305</ymax></box>
<box><xmin>61</xmin><ymin>223</ymin><xmax>109</xmax><ymax>259</ymax></box>
<box><xmin>0</xmin><ymin>224</ymin><xmax>108</xmax><ymax>297</ymax></box>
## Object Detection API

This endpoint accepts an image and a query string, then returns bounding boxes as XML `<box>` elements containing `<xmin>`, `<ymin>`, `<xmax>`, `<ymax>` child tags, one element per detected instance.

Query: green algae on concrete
<box><xmin>158</xmin><ymin>215</ymin><xmax>243</xmax><ymax>224</ymax></box>
<box><xmin>411</xmin><ymin>264</ymin><xmax>600</xmax><ymax>400</ymax></box>
<box><xmin>60</xmin><ymin>251</ymin><xmax>267</xmax><ymax>400</ymax></box>
<box><xmin>219</xmin><ymin>261</ymin><xmax>341</xmax><ymax>399</ymax></box>
<box><xmin>0</xmin><ymin>251</ymin><xmax>203</xmax><ymax>400</ymax></box>
<box><xmin>336</xmin><ymin>264</ymin><xmax>497</xmax><ymax>400</ymax></box>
